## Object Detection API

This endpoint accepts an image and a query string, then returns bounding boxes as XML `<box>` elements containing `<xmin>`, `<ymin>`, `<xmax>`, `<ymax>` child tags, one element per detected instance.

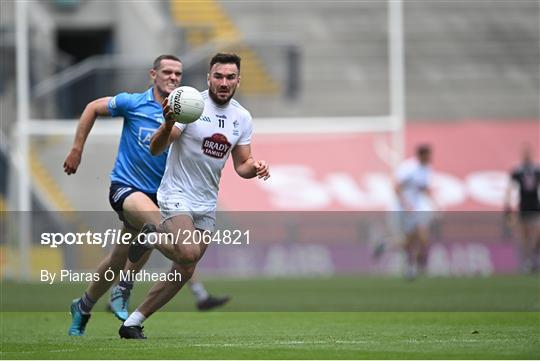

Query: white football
<box><xmin>168</xmin><ymin>86</ymin><xmax>205</xmax><ymax>124</ymax></box>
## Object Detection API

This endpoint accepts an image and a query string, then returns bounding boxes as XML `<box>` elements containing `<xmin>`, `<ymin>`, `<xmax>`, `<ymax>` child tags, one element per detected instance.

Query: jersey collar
<box><xmin>146</xmin><ymin>87</ymin><xmax>155</xmax><ymax>103</ymax></box>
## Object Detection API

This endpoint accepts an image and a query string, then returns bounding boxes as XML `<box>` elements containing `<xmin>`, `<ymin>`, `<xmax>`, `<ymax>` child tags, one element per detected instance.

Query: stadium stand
<box><xmin>222</xmin><ymin>0</ymin><xmax>539</xmax><ymax>118</ymax></box>
<box><xmin>170</xmin><ymin>0</ymin><xmax>280</xmax><ymax>95</ymax></box>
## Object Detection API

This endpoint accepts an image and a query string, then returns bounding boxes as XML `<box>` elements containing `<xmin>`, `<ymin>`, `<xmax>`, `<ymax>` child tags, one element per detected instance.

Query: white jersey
<box><xmin>394</xmin><ymin>158</ymin><xmax>433</xmax><ymax>211</ymax></box>
<box><xmin>157</xmin><ymin>90</ymin><xmax>252</xmax><ymax>210</ymax></box>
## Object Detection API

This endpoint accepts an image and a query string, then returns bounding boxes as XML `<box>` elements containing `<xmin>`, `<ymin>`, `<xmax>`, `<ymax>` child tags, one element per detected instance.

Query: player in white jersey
<box><xmin>394</xmin><ymin>144</ymin><xmax>436</xmax><ymax>280</ymax></box>
<box><xmin>118</xmin><ymin>53</ymin><xmax>270</xmax><ymax>339</ymax></box>
<box><xmin>157</xmin><ymin>88</ymin><xmax>253</xmax><ymax>216</ymax></box>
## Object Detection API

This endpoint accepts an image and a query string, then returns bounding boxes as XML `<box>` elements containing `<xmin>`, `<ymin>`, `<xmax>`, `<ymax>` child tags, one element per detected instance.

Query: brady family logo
<box><xmin>202</xmin><ymin>133</ymin><xmax>231</xmax><ymax>158</ymax></box>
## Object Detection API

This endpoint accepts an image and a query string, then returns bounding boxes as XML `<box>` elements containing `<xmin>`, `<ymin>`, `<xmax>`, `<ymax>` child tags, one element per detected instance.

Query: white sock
<box><xmin>123</xmin><ymin>310</ymin><xmax>146</xmax><ymax>327</ymax></box>
<box><xmin>190</xmin><ymin>282</ymin><xmax>209</xmax><ymax>302</ymax></box>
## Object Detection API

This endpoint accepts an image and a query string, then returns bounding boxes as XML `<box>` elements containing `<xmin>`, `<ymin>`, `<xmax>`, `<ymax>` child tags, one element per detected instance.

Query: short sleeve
<box><xmin>108</xmin><ymin>93</ymin><xmax>133</xmax><ymax>117</ymax></box>
<box><xmin>395</xmin><ymin>161</ymin><xmax>412</xmax><ymax>184</ymax></box>
<box><xmin>237</xmin><ymin>115</ymin><xmax>253</xmax><ymax>146</ymax></box>
<box><xmin>174</xmin><ymin>122</ymin><xmax>187</xmax><ymax>132</ymax></box>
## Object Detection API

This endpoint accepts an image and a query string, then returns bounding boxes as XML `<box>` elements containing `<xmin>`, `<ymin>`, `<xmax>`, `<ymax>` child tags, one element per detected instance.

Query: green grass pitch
<box><xmin>1</xmin><ymin>276</ymin><xmax>539</xmax><ymax>359</ymax></box>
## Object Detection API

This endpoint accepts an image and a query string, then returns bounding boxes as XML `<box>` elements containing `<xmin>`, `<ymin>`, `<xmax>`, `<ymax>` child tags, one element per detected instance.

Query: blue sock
<box><xmin>118</xmin><ymin>279</ymin><xmax>134</xmax><ymax>291</ymax></box>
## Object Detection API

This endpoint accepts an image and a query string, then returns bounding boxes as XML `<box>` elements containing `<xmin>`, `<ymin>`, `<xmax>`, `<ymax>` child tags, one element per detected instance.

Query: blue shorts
<box><xmin>109</xmin><ymin>182</ymin><xmax>158</xmax><ymax>227</ymax></box>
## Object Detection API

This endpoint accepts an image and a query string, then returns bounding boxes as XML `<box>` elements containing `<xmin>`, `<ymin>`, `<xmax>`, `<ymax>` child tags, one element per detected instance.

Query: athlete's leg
<box><xmin>532</xmin><ymin>218</ymin><xmax>540</xmax><ymax>271</ymax></box>
<box><xmin>120</xmin><ymin>215</ymin><xmax>209</xmax><ymax>338</ymax></box>
<box><xmin>403</xmin><ymin>229</ymin><xmax>418</xmax><ymax>280</ymax></box>
<box><xmin>416</xmin><ymin>225</ymin><xmax>430</xmax><ymax>274</ymax></box>
<box><xmin>68</xmin><ymin>227</ymin><xmax>134</xmax><ymax>336</ymax></box>
<box><xmin>83</xmin><ymin>193</ymin><xmax>160</xmax><ymax>302</ymax></box>
<box><xmin>523</xmin><ymin>215</ymin><xmax>540</xmax><ymax>272</ymax></box>
<box><xmin>106</xmin><ymin>192</ymin><xmax>160</xmax><ymax>319</ymax></box>
<box><xmin>122</xmin><ymin>192</ymin><xmax>162</xmax><ymax>229</ymax></box>
<box><xmin>187</xmin><ymin>273</ymin><xmax>230</xmax><ymax>311</ymax></box>
<box><xmin>146</xmin><ymin>214</ymin><xmax>208</xmax><ymax>265</ymax></box>
<box><xmin>108</xmin><ymin>249</ymin><xmax>152</xmax><ymax>321</ymax></box>
<box><xmin>137</xmin><ymin>262</ymin><xmax>196</xmax><ymax>319</ymax></box>
<box><xmin>69</xmin><ymin>192</ymin><xmax>159</xmax><ymax>335</ymax></box>
<box><xmin>85</xmin><ymin>226</ymin><xmax>135</xmax><ymax>301</ymax></box>
<box><xmin>118</xmin><ymin>260</ymin><xmax>196</xmax><ymax>339</ymax></box>
<box><xmin>519</xmin><ymin>218</ymin><xmax>533</xmax><ymax>272</ymax></box>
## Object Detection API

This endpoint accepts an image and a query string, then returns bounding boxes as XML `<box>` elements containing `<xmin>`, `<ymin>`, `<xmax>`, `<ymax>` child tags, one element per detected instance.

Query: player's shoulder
<box><xmin>510</xmin><ymin>165</ymin><xmax>523</xmax><ymax>177</ymax></box>
<box><xmin>228</xmin><ymin>98</ymin><xmax>252</xmax><ymax>121</ymax></box>
<box><xmin>111</xmin><ymin>90</ymin><xmax>148</xmax><ymax>106</ymax></box>
<box><xmin>400</xmin><ymin>158</ymin><xmax>418</xmax><ymax>171</ymax></box>
<box><xmin>395</xmin><ymin>158</ymin><xmax>416</xmax><ymax>178</ymax></box>
<box><xmin>114</xmin><ymin>89</ymin><xmax>146</xmax><ymax>99</ymax></box>
<box><xmin>201</xmin><ymin>89</ymin><xmax>210</xmax><ymax>100</ymax></box>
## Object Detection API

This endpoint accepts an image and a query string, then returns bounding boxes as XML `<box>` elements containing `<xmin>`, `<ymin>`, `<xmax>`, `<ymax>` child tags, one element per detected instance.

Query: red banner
<box><xmin>219</xmin><ymin>120</ymin><xmax>539</xmax><ymax>211</ymax></box>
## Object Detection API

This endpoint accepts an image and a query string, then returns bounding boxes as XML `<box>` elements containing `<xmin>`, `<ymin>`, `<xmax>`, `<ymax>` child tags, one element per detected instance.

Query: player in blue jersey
<box><xmin>504</xmin><ymin>145</ymin><xmax>540</xmax><ymax>273</ymax></box>
<box><xmin>64</xmin><ymin>55</ymin><xmax>229</xmax><ymax>337</ymax></box>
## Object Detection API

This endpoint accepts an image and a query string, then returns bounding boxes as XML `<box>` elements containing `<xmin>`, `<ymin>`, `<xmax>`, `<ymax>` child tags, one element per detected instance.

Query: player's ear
<box><xmin>207</xmin><ymin>73</ymin><xmax>210</xmax><ymax>87</ymax></box>
<box><xmin>237</xmin><ymin>75</ymin><xmax>241</xmax><ymax>88</ymax></box>
<box><xmin>150</xmin><ymin>68</ymin><xmax>157</xmax><ymax>81</ymax></box>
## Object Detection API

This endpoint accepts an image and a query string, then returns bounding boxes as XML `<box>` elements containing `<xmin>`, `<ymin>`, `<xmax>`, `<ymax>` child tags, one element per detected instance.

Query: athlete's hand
<box><xmin>503</xmin><ymin>205</ymin><xmax>514</xmax><ymax>222</ymax></box>
<box><xmin>254</xmin><ymin>160</ymin><xmax>270</xmax><ymax>180</ymax></box>
<box><xmin>63</xmin><ymin>148</ymin><xmax>82</xmax><ymax>175</ymax></box>
<box><xmin>162</xmin><ymin>97</ymin><xmax>176</xmax><ymax>127</ymax></box>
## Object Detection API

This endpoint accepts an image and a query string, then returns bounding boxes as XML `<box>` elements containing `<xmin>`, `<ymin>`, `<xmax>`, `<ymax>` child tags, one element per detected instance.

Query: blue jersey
<box><xmin>108</xmin><ymin>88</ymin><xmax>167</xmax><ymax>193</ymax></box>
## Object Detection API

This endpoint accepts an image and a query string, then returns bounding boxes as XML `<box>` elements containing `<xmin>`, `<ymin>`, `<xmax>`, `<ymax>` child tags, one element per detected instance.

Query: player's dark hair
<box><xmin>210</xmin><ymin>53</ymin><xmax>241</xmax><ymax>72</ymax></box>
<box><xmin>152</xmin><ymin>55</ymin><xmax>182</xmax><ymax>70</ymax></box>
<box><xmin>416</xmin><ymin>144</ymin><xmax>431</xmax><ymax>157</ymax></box>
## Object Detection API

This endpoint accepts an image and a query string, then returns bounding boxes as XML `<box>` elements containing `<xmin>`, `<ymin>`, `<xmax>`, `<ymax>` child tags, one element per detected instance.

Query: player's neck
<box><xmin>153</xmin><ymin>87</ymin><xmax>166</xmax><ymax>105</ymax></box>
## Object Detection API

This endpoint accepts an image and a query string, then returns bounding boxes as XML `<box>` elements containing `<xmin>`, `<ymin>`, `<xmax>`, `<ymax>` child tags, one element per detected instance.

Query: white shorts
<box><xmin>390</xmin><ymin>198</ymin><xmax>435</xmax><ymax>235</ymax></box>
<box><xmin>397</xmin><ymin>211</ymin><xmax>434</xmax><ymax>234</ymax></box>
<box><xmin>158</xmin><ymin>196</ymin><xmax>216</xmax><ymax>232</ymax></box>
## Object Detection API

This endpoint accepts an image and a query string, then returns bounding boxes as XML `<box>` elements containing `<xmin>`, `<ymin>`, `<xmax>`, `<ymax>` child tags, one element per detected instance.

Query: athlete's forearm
<box><xmin>235</xmin><ymin>157</ymin><xmax>257</xmax><ymax>179</ymax></box>
<box><xmin>150</xmin><ymin>122</ymin><xmax>175</xmax><ymax>155</ymax></box>
<box><xmin>71</xmin><ymin>105</ymin><xmax>99</xmax><ymax>153</ymax></box>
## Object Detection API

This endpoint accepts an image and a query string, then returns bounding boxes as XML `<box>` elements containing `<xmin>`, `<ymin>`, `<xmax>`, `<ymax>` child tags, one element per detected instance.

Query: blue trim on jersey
<box><xmin>108</xmin><ymin>88</ymin><xmax>167</xmax><ymax>193</ymax></box>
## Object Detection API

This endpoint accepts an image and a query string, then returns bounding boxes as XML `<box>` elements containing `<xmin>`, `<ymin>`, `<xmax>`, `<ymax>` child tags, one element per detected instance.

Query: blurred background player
<box><xmin>393</xmin><ymin>144</ymin><xmax>437</xmax><ymax>280</ymax></box>
<box><xmin>64</xmin><ymin>54</ymin><xmax>229</xmax><ymax>336</ymax></box>
<box><xmin>118</xmin><ymin>53</ymin><xmax>270</xmax><ymax>339</ymax></box>
<box><xmin>504</xmin><ymin>145</ymin><xmax>540</xmax><ymax>273</ymax></box>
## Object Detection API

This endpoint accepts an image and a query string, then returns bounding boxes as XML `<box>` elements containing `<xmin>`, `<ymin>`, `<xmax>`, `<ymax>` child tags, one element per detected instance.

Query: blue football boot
<box><xmin>108</xmin><ymin>285</ymin><xmax>130</xmax><ymax>321</ymax></box>
<box><xmin>68</xmin><ymin>298</ymin><xmax>91</xmax><ymax>336</ymax></box>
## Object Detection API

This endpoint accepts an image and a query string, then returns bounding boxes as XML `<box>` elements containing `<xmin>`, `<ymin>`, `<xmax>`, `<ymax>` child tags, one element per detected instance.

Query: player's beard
<box><xmin>209</xmin><ymin>86</ymin><xmax>237</xmax><ymax>105</ymax></box>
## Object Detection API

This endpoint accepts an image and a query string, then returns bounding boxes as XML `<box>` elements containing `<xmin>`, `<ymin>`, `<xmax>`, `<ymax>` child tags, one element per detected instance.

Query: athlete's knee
<box><xmin>170</xmin><ymin>263</ymin><xmax>195</xmax><ymax>285</ymax></box>
<box><xmin>173</xmin><ymin>246</ymin><xmax>202</xmax><ymax>265</ymax></box>
<box><xmin>179</xmin><ymin>263</ymin><xmax>196</xmax><ymax>281</ymax></box>
<box><xmin>180</xmin><ymin>249</ymin><xmax>202</xmax><ymax>264</ymax></box>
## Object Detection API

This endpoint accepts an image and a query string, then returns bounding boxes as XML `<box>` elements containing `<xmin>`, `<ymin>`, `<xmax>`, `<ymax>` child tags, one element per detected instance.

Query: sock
<box><xmin>77</xmin><ymin>292</ymin><xmax>96</xmax><ymax>315</ymax></box>
<box><xmin>190</xmin><ymin>282</ymin><xmax>209</xmax><ymax>302</ymax></box>
<box><xmin>123</xmin><ymin>310</ymin><xmax>146</xmax><ymax>327</ymax></box>
<box><xmin>118</xmin><ymin>279</ymin><xmax>134</xmax><ymax>291</ymax></box>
